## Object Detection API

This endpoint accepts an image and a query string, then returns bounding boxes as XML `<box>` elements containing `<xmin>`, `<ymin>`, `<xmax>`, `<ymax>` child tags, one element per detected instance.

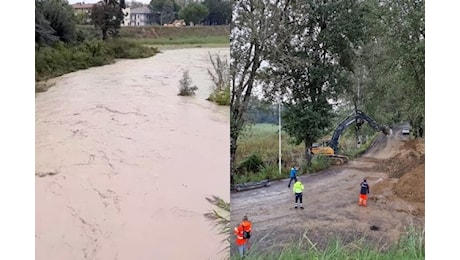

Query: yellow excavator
<box><xmin>310</xmin><ymin>110</ymin><xmax>390</xmax><ymax>165</ymax></box>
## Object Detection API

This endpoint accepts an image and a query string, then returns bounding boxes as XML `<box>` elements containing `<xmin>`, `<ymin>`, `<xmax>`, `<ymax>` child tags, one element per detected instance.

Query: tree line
<box><xmin>73</xmin><ymin>0</ymin><xmax>232</xmax><ymax>27</ymax></box>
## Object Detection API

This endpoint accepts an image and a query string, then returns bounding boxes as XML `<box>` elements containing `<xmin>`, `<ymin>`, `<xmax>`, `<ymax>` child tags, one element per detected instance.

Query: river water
<box><xmin>35</xmin><ymin>48</ymin><xmax>230</xmax><ymax>260</ymax></box>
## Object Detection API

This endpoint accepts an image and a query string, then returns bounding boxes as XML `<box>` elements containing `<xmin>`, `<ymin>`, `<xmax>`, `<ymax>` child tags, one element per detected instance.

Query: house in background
<box><xmin>71</xmin><ymin>2</ymin><xmax>95</xmax><ymax>14</ymax></box>
<box><xmin>129</xmin><ymin>6</ymin><xmax>154</xmax><ymax>26</ymax></box>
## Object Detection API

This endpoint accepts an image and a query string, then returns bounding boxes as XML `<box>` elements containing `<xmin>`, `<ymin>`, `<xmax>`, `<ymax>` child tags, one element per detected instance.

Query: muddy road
<box><xmin>36</xmin><ymin>48</ymin><xmax>230</xmax><ymax>260</ymax></box>
<box><xmin>230</xmin><ymin>127</ymin><xmax>425</xmax><ymax>255</ymax></box>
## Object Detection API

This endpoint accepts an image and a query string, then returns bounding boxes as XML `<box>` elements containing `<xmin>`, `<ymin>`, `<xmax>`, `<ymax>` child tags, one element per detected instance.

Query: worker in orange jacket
<box><xmin>359</xmin><ymin>178</ymin><xmax>370</xmax><ymax>206</ymax></box>
<box><xmin>233</xmin><ymin>215</ymin><xmax>252</xmax><ymax>258</ymax></box>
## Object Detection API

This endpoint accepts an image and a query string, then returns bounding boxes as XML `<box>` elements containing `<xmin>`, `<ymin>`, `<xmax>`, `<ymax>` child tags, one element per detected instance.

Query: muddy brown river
<box><xmin>35</xmin><ymin>48</ymin><xmax>230</xmax><ymax>260</ymax></box>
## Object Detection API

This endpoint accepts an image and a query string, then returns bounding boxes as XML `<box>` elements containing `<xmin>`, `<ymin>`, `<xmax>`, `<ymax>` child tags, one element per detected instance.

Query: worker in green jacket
<box><xmin>292</xmin><ymin>178</ymin><xmax>305</xmax><ymax>209</ymax></box>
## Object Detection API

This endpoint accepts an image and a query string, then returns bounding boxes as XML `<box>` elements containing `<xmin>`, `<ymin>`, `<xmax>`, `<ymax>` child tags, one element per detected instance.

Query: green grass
<box><xmin>234</xmin><ymin>124</ymin><xmax>304</xmax><ymax>184</ymax></box>
<box><xmin>118</xmin><ymin>25</ymin><xmax>230</xmax><ymax>39</ymax></box>
<box><xmin>231</xmin><ymin>226</ymin><xmax>424</xmax><ymax>259</ymax></box>
<box><xmin>234</xmin><ymin>123</ymin><xmax>380</xmax><ymax>185</ymax></box>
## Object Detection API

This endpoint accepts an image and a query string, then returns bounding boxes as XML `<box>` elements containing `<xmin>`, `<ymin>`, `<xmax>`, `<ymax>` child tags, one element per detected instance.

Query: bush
<box><xmin>35</xmin><ymin>39</ymin><xmax>158</xmax><ymax>84</ymax></box>
<box><xmin>207</xmin><ymin>53</ymin><xmax>230</xmax><ymax>105</ymax></box>
<box><xmin>178</xmin><ymin>70</ymin><xmax>198</xmax><ymax>96</ymax></box>
<box><xmin>105</xmin><ymin>39</ymin><xmax>159</xmax><ymax>59</ymax></box>
<box><xmin>303</xmin><ymin>155</ymin><xmax>332</xmax><ymax>173</ymax></box>
<box><xmin>237</xmin><ymin>153</ymin><xmax>264</xmax><ymax>173</ymax></box>
<box><xmin>207</xmin><ymin>86</ymin><xmax>230</xmax><ymax>105</ymax></box>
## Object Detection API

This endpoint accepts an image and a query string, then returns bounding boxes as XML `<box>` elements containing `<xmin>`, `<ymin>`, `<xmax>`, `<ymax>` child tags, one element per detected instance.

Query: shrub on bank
<box><xmin>35</xmin><ymin>40</ymin><xmax>159</xmax><ymax>83</ymax></box>
<box><xmin>178</xmin><ymin>70</ymin><xmax>198</xmax><ymax>96</ymax></box>
<box><xmin>105</xmin><ymin>39</ymin><xmax>159</xmax><ymax>59</ymax></box>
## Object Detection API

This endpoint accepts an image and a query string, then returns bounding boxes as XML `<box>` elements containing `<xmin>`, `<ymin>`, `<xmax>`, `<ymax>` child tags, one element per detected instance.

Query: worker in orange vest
<box><xmin>233</xmin><ymin>215</ymin><xmax>252</xmax><ymax>258</ymax></box>
<box><xmin>358</xmin><ymin>178</ymin><xmax>370</xmax><ymax>206</ymax></box>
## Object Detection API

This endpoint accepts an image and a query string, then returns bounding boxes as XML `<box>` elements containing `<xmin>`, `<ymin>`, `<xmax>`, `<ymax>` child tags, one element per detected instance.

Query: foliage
<box><xmin>35</xmin><ymin>0</ymin><xmax>76</xmax><ymax>45</ymax></box>
<box><xmin>245</xmin><ymin>98</ymin><xmax>278</xmax><ymax>124</ymax></box>
<box><xmin>127</xmin><ymin>0</ymin><xmax>145</xmax><ymax>8</ymax></box>
<box><xmin>35</xmin><ymin>3</ymin><xmax>59</xmax><ymax>46</ymax></box>
<box><xmin>74</xmin><ymin>11</ymin><xmax>91</xmax><ymax>25</ymax></box>
<box><xmin>355</xmin><ymin>0</ymin><xmax>425</xmax><ymax>137</ymax></box>
<box><xmin>260</xmin><ymin>0</ymin><xmax>368</xmax><ymax>163</ymax></box>
<box><xmin>35</xmin><ymin>41</ymin><xmax>113</xmax><ymax>81</ymax></box>
<box><xmin>202</xmin><ymin>0</ymin><xmax>232</xmax><ymax>25</ymax></box>
<box><xmin>207</xmin><ymin>53</ymin><xmax>230</xmax><ymax>105</ymax></box>
<box><xmin>204</xmin><ymin>196</ymin><xmax>230</xmax><ymax>253</ymax></box>
<box><xmin>237</xmin><ymin>153</ymin><xmax>264</xmax><ymax>174</ymax></box>
<box><xmin>179</xmin><ymin>2</ymin><xmax>209</xmax><ymax>25</ymax></box>
<box><xmin>91</xmin><ymin>0</ymin><xmax>125</xmax><ymax>40</ymax></box>
<box><xmin>230</xmin><ymin>0</ymin><xmax>278</xmax><ymax>182</ymax></box>
<box><xmin>149</xmin><ymin>0</ymin><xmax>181</xmax><ymax>25</ymax></box>
<box><xmin>105</xmin><ymin>39</ymin><xmax>159</xmax><ymax>58</ymax></box>
<box><xmin>302</xmin><ymin>155</ymin><xmax>332</xmax><ymax>173</ymax></box>
<box><xmin>35</xmin><ymin>40</ymin><xmax>158</xmax><ymax>82</ymax></box>
<box><xmin>177</xmin><ymin>70</ymin><xmax>198</xmax><ymax>96</ymax></box>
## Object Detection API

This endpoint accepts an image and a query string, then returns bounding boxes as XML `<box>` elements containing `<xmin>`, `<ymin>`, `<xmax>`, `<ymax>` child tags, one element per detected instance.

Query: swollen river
<box><xmin>35</xmin><ymin>48</ymin><xmax>230</xmax><ymax>260</ymax></box>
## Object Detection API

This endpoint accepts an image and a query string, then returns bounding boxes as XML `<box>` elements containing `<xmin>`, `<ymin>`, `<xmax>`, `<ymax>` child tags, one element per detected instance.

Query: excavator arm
<box><xmin>329</xmin><ymin>110</ymin><xmax>389</xmax><ymax>154</ymax></box>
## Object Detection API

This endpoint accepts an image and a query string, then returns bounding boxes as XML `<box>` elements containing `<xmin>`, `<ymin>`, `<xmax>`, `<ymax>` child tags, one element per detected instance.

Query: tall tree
<box><xmin>149</xmin><ymin>0</ymin><xmax>181</xmax><ymax>25</ymax></box>
<box><xmin>230</xmin><ymin>0</ymin><xmax>282</xmax><ymax>182</ymax></box>
<box><xmin>35</xmin><ymin>1</ymin><xmax>59</xmax><ymax>46</ymax></box>
<box><xmin>260</xmin><ymin>0</ymin><xmax>367</xmax><ymax>161</ymax></box>
<box><xmin>179</xmin><ymin>2</ymin><xmax>209</xmax><ymax>25</ymax></box>
<box><xmin>202</xmin><ymin>0</ymin><xmax>232</xmax><ymax>25</ymax></box>
<box><xmin>91</xmin><ymin>0</ymin><xmax>125</xmax><ymax>40</ymax></box>
<box><xmin>358</xmin><ymin>0</ymin><xmax>424</xmax><ymax>136</ymax></box>
<box><xmin>35</xmin><ymin>0</ymin><xmax>76</xmax><ymax>44</ymax></box>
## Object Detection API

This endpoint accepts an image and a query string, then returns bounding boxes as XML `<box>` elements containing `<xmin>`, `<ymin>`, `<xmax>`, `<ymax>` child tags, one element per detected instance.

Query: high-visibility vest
<box><xmin>293</xmin><ymin>181</ymin><xmax>304</xmax><ymax>193</ymax></box>
<box><xmin>234</xmin><ymin>221</ymin><xmax>252</xmax><ymax>245</ymax></box>
<box><xmin>233</xmin><ymin>225</ymin><xmax>246</xmax><ymax>245</ymax></box>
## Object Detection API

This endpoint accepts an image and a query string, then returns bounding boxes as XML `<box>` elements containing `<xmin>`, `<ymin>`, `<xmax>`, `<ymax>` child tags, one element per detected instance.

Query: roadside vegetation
<box><xmin>233</xmin><ymin>123</ymin><xmax>379</xmax><ymax>185</ymax></box>
<box><xmin>230</xmin><ymin>225</ymin><xmax>424</xmax><ymax>260</ymax></box>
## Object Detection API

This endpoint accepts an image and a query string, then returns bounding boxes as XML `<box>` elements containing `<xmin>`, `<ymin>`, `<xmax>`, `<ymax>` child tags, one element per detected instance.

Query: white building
<box><xmin>129</xmin><ymin>6</ymin><xmax>154</xmax><ymax>26</ymax></box>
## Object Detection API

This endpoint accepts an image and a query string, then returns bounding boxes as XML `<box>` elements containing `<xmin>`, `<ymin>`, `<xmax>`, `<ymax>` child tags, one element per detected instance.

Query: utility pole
<box><xmin>278</xmin><ymin>97</ymin><xmax>282</xmax><ymax>175</ymax></box>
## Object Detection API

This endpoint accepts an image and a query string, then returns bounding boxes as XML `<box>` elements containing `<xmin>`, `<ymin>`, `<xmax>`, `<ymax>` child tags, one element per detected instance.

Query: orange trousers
<box><xmin>358</xmin><ymin>194</ymin><xmax>368</xmax><ymax>206</ymax></box>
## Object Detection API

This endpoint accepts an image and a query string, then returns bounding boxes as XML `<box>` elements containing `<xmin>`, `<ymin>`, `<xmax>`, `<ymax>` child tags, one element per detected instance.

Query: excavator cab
<box><xmin>311</xmin><ymin>140</ymin><xmax>335</xmax><ymax>156</ymax></box>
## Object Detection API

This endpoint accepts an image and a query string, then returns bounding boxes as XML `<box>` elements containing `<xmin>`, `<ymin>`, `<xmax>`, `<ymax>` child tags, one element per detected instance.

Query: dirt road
<box><xmin>35</xmin><ymin>48</ymin><xmax>230</xmax><ymax>260</ymax></box>
<box><xmin>230</xmin><ymin>127</ymin><xmax>425</xmax><ymax>255</ymax></box>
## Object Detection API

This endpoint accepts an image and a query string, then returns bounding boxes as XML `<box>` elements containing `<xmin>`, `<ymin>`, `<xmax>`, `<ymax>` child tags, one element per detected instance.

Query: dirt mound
<box><xmin>373</xmin><ymin>139</ymin><xmax>424</xmax><ymax>178</ymax></box>
<box><xmin>371</xmin><ymin>138</ymin><xmax>425</xmax><ymax>215</ymax></box>
<box><xmin>394</xmin><ymin>163</ymin><xmax>425</xmax><ymax>203</ymax></box>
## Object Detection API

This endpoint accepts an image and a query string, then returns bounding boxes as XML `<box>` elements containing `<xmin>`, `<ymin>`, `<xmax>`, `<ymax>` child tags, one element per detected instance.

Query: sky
<box><xmin>1</xmin><ymin>1</ymin><xmax>459</xmax><ymax>259</ymax></box>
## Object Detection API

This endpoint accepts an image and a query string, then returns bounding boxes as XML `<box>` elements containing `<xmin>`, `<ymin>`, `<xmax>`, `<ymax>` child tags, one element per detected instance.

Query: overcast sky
<box><xmin>68</xmin><ymin>0</ymin><xmax>151</xmax><ymax>4</ymax></box>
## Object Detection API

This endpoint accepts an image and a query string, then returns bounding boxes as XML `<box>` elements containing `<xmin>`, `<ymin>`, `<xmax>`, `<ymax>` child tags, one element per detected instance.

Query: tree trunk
<box><xmin>102</xmin><ymin>28</ymin><xmax>108</xmax><ymax>40</ymax></box>
<box><xmin>304</xmin><ymin>138</ymin><xmax>313</xmax><ymax>165</ymax></box>
<box><xmin>230</xmin><ymin>130</ymin><xmax>238</xmax><ymax>185</ymax></box>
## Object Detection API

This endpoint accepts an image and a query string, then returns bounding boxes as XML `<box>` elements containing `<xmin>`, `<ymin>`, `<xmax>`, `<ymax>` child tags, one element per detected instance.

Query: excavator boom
<box><xmin>310</xmin><ymin>110</ymin><xmax>389</xmax><ymax>164</ymax></box>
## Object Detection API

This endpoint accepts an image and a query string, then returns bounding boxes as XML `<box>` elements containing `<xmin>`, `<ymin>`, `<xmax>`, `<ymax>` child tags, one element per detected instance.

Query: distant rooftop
<box><xmin>130</xmin><ymin>6</ymin><xmax>152</xmax><ymax>14</ymax></box>
<box><xmin>71</xmin><ymin>3</ymin><xmax>95</xmax><ymax>9</ymax></box>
